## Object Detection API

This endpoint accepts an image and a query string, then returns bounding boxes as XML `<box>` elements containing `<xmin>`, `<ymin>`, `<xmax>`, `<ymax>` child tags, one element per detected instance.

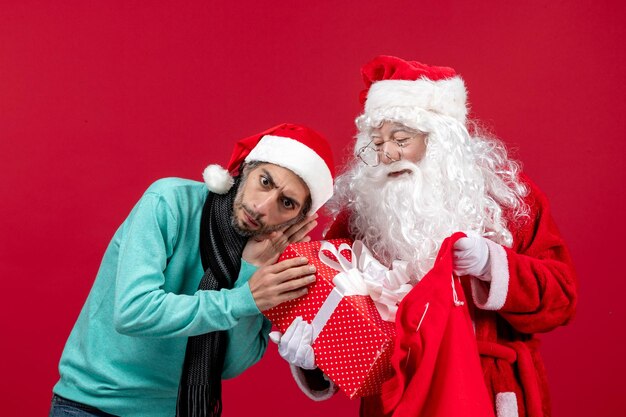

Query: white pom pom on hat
<box><xmin>202</xmin><ymin>123</ymin><xmax>335</xmax><ymax>214</ymax></box>
<box><xmin>202</xmin><ymin>164</ymin><xmax>234</xmax><ymax>195</ymax></box>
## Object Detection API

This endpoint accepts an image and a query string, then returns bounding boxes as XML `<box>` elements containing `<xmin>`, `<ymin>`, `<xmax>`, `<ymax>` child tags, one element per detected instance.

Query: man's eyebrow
<box><xmin>261</xmin><ymin>168</ymin><xmax>302</xmax><ymax>208</ymax></box>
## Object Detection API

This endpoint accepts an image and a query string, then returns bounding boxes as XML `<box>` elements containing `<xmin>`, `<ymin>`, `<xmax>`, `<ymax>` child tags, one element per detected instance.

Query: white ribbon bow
<box><xmin>317</xmin><ymin>241</ymin><xmax>369</xmax><ymax>296</ymax></box>
<box><xmin>349</xmin><ymin>241</ymin><xmax>414</xmax><ymax>322</ymax></box>
<box><xmin>313</xmin><ymin>241</ymin><xmax>413</xmax><ymax>335</ymax></box>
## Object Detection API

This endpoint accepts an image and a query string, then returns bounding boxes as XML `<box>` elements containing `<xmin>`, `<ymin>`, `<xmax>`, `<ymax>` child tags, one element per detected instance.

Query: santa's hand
<box><xmin>269</xmin><ymin>316</ymin><xmax>316</xmax><ymax>370</ymax></box>
<box><xmin>453</xmin><ymin>232</ymin><xmax>491</xmax><ymax>281</ymax></box>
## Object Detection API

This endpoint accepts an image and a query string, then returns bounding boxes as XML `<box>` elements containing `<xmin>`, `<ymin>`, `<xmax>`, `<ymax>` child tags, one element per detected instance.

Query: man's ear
<box><xmin>237</xmin><ymin>162</ymin><xmax>255</xmax><ymax>187</ymax></box>
<box><xmin>240</xmin><ymin>162</ymin><xmax>251</xmax><ymax>175</ymax></box>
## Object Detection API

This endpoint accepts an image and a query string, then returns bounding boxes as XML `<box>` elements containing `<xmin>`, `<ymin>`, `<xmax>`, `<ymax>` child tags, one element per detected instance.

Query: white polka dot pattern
<box><xmin>263</xmin><ymin>239</ymin><xmax>396</xmax><ymax>399</ymax></box>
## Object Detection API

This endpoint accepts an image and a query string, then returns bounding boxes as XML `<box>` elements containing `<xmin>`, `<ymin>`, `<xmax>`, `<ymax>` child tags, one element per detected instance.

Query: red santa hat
<box><xmin>357</xmin><ymin>56</ymin><xmax>467</xmax><ymax>148</ymax></box>
<box><xmin>203</xmin><ymin>123</ymin><xmax>335</xmax><ymax>213</ymax></box>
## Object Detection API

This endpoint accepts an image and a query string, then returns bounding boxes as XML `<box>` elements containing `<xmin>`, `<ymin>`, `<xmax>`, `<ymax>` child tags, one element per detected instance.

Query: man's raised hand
<box><xmin>249</xmin><ymin>257</ymin><xmax>317</xmax><ymax>311</ymax></box>
<box><xmin>242</xmin><ymin>213</ymin><xmax>318</xmax><ymax>267</ymax></box>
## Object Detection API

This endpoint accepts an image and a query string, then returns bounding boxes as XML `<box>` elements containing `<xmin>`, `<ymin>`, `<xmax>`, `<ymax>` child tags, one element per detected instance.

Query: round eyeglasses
<box><xmin>356</xmin><ymin>136</ymin><xmax>418</xmax><ymax>167</ymax></box>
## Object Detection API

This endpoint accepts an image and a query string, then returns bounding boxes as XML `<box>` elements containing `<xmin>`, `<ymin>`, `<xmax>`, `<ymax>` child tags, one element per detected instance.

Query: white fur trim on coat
<box><xmin>471</xmin><ymin>239</ymin><xmax>509</xmax><ymax>310</ymax></box>
<box><xmin>202</xmin><ymin>164</ymin><xmax>235</xmax><ymax>194</ymax></box>
<box><xmin>364</xmin><ymin>77</ymin><xmax>467</xmax><ymax>124</ymax></box>
<box><xmin>496</xmin><ymin>392</ymin><xmax>519</xmax><ymax>417</ymax></box>
<box><xmin>290</xmin><ymin>364</ymin><xmax>337</xmax><ymax>401</ymax></box>
<box><xmin>245</xmin><ymin>135</ymin><xmax>333</xmax><ymax>213</ymax></box>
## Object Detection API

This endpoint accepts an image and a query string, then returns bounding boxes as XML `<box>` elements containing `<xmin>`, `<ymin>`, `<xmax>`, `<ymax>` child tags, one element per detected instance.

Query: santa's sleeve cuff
<box><xmin>290</xmin><ymin>364</ymin><xmax>338</xmax><ymax>401</ymax></box>
<box><xmin>470</xmin><ymin>239</ymin><xmax>509</xmax><ymax>310</ymax></box>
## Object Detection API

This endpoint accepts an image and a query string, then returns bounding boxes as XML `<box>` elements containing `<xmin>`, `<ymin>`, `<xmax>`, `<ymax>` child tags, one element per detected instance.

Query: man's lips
<box><xmin>387</xmin><ymin>169</ymin><xmax>412</xmax><ymax>177</ymax></box>
<box><xmin>243</xmin><ymin>210</ymin><xmax>259</xmax><ymax>228</ymax></box>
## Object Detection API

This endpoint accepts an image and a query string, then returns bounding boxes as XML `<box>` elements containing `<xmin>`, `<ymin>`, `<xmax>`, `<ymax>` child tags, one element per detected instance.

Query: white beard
<box><xmin>345</xmin><ymin>159</ymin><xmax>483</xmax><ymax>280</ymax></box>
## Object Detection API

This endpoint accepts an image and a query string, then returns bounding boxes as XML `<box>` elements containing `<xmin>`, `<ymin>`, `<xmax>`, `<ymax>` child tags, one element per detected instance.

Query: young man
<box><xmin>50</xmin><ymin>123</ymin><xmax>335</xmax><ymax>417</ymax></box>
<box><xmin>274</xmin><ymin>57</ymin><xmax>578</xmax><ymax>417</ymax></box>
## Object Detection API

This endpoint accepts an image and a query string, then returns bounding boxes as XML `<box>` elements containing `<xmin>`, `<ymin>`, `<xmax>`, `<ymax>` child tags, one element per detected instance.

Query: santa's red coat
<box><xmin>324</xmin><ymin>175</ymin><xmax>578</xmax><ymax>417</ymax></box>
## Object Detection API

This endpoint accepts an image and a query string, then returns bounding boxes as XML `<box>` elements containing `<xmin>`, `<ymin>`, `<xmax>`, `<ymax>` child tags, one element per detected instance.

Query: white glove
<box><xmin>453</xmin><ymin>232</ymin><xmax>491</xmax><ymax>280</ymax></box>
<box><xmin>269</xmin><ymin>316</ymin><xmax>316</xmax><ymax>370</ymax></box>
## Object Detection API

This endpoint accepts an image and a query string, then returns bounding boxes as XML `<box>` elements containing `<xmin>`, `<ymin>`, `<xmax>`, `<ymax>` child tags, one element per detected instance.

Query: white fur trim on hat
<box><xmin>245</xmin><ymin>135</ymin><xmax>333</xmax><ymax>213</ymax></box>
<box><xmin>202</xmin><ymin>164</ymin><xmax>235</xmax><ymax>194</ymax></box>
<box><xmin>365</xmin><ymin>77</ymin><xmax>468</xmax><ymax>124</ymax></box>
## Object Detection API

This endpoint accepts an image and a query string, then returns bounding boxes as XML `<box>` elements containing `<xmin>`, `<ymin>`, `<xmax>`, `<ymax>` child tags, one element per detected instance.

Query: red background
<box><xmin>1</xmin><ymin>1</ymin><xmax>624</xmax><ymax>416</ymax></box>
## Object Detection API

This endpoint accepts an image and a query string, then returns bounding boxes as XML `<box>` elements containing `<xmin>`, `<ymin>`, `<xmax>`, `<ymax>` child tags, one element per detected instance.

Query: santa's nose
<box><xmin>380</xmin><ymin>143</ymin><xmax>400</xmax><ymax>164</ymax></box>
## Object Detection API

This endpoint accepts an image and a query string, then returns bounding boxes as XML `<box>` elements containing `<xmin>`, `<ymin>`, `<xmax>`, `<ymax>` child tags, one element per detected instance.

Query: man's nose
<box><xmin>253</xmin><ymin>193</ymin><xmax>274</xmax><ymax>217</ymax></box>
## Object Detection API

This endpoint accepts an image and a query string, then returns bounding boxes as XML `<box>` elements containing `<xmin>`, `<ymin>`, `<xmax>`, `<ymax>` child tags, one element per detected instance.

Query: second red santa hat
<box><xmin>354</xmin><ymin>55</ymin><xmax>468</xmax><ymax>153</ymax></box>
<box><xmin>203</xmin><ymin>123</ymin><xmax>335</xmax><ymax>214</ymax></box>
<box><xmin>359</xmin><ymin>55</ymin><xmax>467</xmax><ymax>122</ymax></box>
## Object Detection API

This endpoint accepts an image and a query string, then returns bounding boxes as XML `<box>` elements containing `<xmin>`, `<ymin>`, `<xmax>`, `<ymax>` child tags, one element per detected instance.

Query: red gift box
<box><xmin>264</xmin><ymin>239</ymin><xmax>396</xmax><ymax>399</ymax></box>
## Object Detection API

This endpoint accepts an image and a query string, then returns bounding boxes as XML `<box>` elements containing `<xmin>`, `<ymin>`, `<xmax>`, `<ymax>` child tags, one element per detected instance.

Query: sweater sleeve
<box><xmin>472</xmin><ymin>178</ymin><xmax>578</xmax><ymax>334</ymax></box>
<box><xmin>222</xmin><ymin>260</ymin><xmax>272</xmax><ymax>379</ymax></box>
<box><xmin>113</xmin><ymin>192</ymin><xmax>260</xmax><ymax>338</ymax></box>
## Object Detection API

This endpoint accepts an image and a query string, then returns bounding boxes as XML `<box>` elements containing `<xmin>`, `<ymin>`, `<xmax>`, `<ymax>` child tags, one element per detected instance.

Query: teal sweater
<box><xmin>53</xmin><ymin>178</ymin><xmax>271</xmax><ymax>417</ymax></box>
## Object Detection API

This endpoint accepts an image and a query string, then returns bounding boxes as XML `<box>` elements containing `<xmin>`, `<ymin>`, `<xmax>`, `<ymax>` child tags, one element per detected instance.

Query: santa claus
<box><xmin>271</xmin><ymin>56</ymin><xmax>578</xmax><ymax>417</ymax></box>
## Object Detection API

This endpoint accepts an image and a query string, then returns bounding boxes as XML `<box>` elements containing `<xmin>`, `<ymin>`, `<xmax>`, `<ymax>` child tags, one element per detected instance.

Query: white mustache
<box><xmin>364</xmin><ymin>160</ymin><xmax>419</xmax><ymax>181</ymax></box>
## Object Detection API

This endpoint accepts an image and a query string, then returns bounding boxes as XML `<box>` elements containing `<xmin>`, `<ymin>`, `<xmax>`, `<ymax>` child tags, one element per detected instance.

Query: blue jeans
<box><xmin>49</xmin><ymin>394</ymin><xmax>119</xmax><ymax>417</ymax></box>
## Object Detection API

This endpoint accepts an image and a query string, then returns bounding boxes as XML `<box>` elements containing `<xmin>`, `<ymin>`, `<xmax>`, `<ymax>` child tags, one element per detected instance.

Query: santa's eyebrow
<box><xmin>389</xmin><ymin>126</ymin><xmax>419</xmax><ymax>135</ymax></box>
<box><xmin>370</xmin><ymin>124</ymin><xmax>420</xmax><ymax>138</ymax></box>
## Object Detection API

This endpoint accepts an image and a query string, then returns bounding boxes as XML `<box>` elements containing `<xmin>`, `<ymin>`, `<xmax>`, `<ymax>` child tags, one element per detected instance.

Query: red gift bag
<box><xmin>375</xmin><ymin>232</ymin><xmax>495</xmax><ymax>417</ymax></box>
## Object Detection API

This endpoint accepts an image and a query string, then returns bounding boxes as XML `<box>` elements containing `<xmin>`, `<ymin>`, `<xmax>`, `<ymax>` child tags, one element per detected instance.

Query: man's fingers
<box><xmin>284</xmin><ymin>214</ymin><xmax>318</xmax><ymax>240</ymax></box>
<box><xmin>281</xmin><ymin>221</ymin><xmax>302</xmax><ymax>238</ymax></box>
<box><xmin>278</xmin><ymin>287</ymin><xmax>310</xmax><ymax>304</ymax></box>
<box><xmin>263</xmin><ymin>213</ymin><xmax>318</xmax><ymax>254</ymax></box>
<box><xmin>277</xmin><ymin>265</ymin><xmax>317</xmax><ymax>283</ymax></box>
<box><xmin>286</xmin><ymin>216</ymin><xmax>317</xmax><ymax>236</ymax></box>
<box><xmin>288</xmin><ymin>219</ymin><xmax>318</xmax><ymax>243</ymax></box>
<box><xmin>269</xmin><ymin>256</ymin><xmax>310</xmax><ymax>273</ymax></box>
<box><xmin>267</xmin><ymin>235</ymin><xmax>289</xmax><ymax>254</ymax></box>
<box><xmin>277</xmin><ymin>274</ymin><xmax>316</xmax><ymax>293</ymax></box>
<box><xmin>264</xmin><ymin>232</ymin><xmax>277</xmax><ymax>241</ymax></box>
<box><xmin>268</xmin><ymin>262</ymin><xmax>316</xmax><ymax>282</ymax></box>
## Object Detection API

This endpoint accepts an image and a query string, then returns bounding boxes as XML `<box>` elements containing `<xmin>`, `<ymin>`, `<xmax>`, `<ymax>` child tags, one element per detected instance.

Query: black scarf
<box><xmin>176</xmin><ymin>180</ymin><xmax>248</xmax><ymax>417</ymax></box>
